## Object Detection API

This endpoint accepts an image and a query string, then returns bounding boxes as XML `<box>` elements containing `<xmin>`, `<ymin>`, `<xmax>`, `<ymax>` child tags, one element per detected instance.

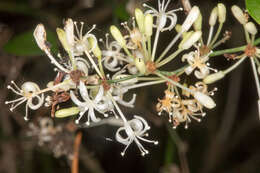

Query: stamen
<box><xmin>74</xmin><ymin>22</ymin><xmax>80</xmax><ymax>38</ymax></box>
<box><xmin>9</xmin><ymin>98</ymin><xmax>27</xmax><ymax>111</ymax></box>
<box><xmin>7</xmin><ymin>85</ymin><xmax>22</xmax><ymax>96</ymax></box>
<box><xmin>80</xmin><ymin>22</ymin><xmax>84</xmax><ymax>40</ymax></box>
<box><xmin>11</xmin><ymin>81</ymin><xmax>22</xmax><ymax>91</ymax></box>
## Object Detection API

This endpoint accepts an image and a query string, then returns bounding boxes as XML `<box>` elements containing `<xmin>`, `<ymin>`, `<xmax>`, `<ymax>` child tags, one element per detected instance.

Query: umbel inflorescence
<box><xmin>5</xmin><ymin>0</ymin><xmax>260</xmax><ymax>156</ymax></box>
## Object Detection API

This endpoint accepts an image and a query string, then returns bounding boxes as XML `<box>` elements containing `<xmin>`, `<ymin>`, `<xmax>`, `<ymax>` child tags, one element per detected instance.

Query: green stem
<box><xmin>156</xmin><ymin>49</ymin><xmax>183</xmax><ymax>68</ymax></box>
<box><xmin>209</xmin><ymin>37</ymin><xmax>260</xmax><ymax>57</ymax></box>
<box><xmin>137</xmin><ymin>77</ymin><xmax>161</xmax><ymax>81</ymax></box>
<box><xmin>158</xmin><ymin>65</ymin><xmax>188</xmax><ymax>76</ymax></box>
<box><xmin>164</xmin><ymin>137</ymin><xmax>176</xmax><ymax>165</ymax></box>
<box><xmin>155</xmin><ymin>71</ymin><xmax>193</xmax><ymax>93</ymax></box>
<box><xmin>223</xmin><ymin>56</ymin><xmax>246</xmax><ymax>74</ymax></box>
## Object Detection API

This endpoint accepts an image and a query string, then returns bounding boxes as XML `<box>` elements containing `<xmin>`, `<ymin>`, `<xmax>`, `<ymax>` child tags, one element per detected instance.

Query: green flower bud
<box><xmin>194</xmin><ymin>13</ymin><xmax>202</xmax><ymax>31</ymax></box>
<box><xmin>135</xmin><ymin>8</ymin><xmax>145</xmax><ymax>33</ymax></box>
<box><xmin>56</xmin><ymin>28</ymin><xmax>71</xmax><ymax>53</ymax></box>
<box><xmin>144</xmin><ymin>14</ymin><xmax>153</xmax><ymax>36</ymax></box>
<box><xmin>134</xmin><ymin>51</ymin><xmax>146</xmax><ymax>74</ymax></box>
<box><xmin>217</xmin><ymin>3</ymin><xmax>226</xmax><ymax>23</ymax></box>
<box><xmin>55</xmin><ymin>107</ymin><xmax>80</xmax><ymax>118</ymax></box>
<box><xmin>203</xmin><ymin>71</ymin><xmax>225</xmax><ymax>84</ymax></box>
<box><xmin>88</xmin><ymin>37</ymin><xmax>102</xmax><ymax>58</ymax></box>
<box><xmin>110</xmin><ymin>25</ymin><xmax>126</xmax><ymax>47</ymax></box>
<box><xmin>175</xmin><ymin>24</ymin><xmax>182</xmax><ymax>33</ymax></box>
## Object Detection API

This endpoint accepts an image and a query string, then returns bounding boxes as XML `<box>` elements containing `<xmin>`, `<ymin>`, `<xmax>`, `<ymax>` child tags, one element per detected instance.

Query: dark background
<box><xmin>1</xmin><ymin>0</ymin><xmax>260</xmax><ymax>173</ymax></box>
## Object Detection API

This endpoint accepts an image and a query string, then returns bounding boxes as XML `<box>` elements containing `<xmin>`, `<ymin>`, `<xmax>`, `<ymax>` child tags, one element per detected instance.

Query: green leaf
<box><xmin>114</xmin><ymin>3</ymin><xmax>130</xmax><ymax>21</ymax></box>
<box><xmin>246</xmin><ymin>0</ymin><xmax>260</xmax><ymax>24</ymax></box>
<box><xmin>3</xmin><ymin>29</ymin><xmax>57</xmax><ymax>56</ymax></box>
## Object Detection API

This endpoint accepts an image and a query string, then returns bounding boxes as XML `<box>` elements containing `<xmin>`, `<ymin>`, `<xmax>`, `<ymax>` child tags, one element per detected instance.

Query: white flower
<box><xmin>182</xmin><ymin>46</ymin><xmax>216</xmax><ymax>79</ymax></box>
<box><xmin>70</xmin><ymin>81</ymin><xmax>107</xmax><ymax>125</ymax></box>
<box><xmin>5</xmin><ymin>81</ymin><xmax>44</xmax><ymax>121</ymax></box>
<box><xmin>101</xmin><ymin>34</ymin><xmax>128</xmax><ymax>72</ymax></box>
<box><xmin>144</xmin><ymin>0</ymin><xmax>182</xmax><ymax>31</ymax></box>
<box><xmin>62</xmin><ymin>18</ymin><xmax>98</xmax><ymax>56</ymax></box>
<box><xmin>116</xmin><ymin>115</ymin><xmax>158</xmax><ymax>156</ymax></box>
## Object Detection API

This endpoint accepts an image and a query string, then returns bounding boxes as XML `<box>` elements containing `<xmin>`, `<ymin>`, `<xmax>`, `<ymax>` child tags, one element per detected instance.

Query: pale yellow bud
<box><xmin>88</xmin><ymin>37</ymin><xmax>102</xmax><ymax>58</ymax></box>
<box><xmin>203</xmin><ymin>71</ymin><xmax>225</xmax><ymax>84</ymax></box>
<box><xmin>209</xmin><ymin>7</ymin><xmax>218</xmax><ymax>26</ymax></box>
<box><xmin>194</xmin><ymin>13</ymin><xmax>202</xmax><ymax>31</ymax></box>
<box><xmin>55</xmin><ymin>107</ymin><xmax>80</xmax><ymax>118</ymax></box>
<box><xmin>180</xmin><ymin>31</ymin><xmax>202</xmax><ymax>50</ymax></box>
<box><xmin>134</xmin><ymin>51</ymin><xmax>146</xmax><ymax>74</ymax></box>
<box><xmin>178</xmin><ymin>31</ymin><xmax>193</xmax><ymax>47</ymax></box>
<box><xmin>175</xmin><ymin>24</ymin><xmax>182</xmax><ymax>33</ymax></box>
<box><xmin>217</xmin><ymin>3</ymin><xmax>226</xmax><ymax>23</ymax></box>
<box><xmin>64</xmin><ymin>18</ymin><xmax>74</xmax><ymax>47</ymax></box>
<box><xmin>135</xmin><ymin>8</ymin><xmax>145</xmax><ymax>33</ymax></box>
<box><xmin>181</xmin><ymin>6</ymin><xmax>200</xmax><ymax>32</ymax></box>
<box><xmin>245</xmin><ymin>22</ymin><xmax>258</xmax><ymax>35</ymax></box>
<box><xmin>144</xmin><ymin>14</ymin><xmax>153</xmax><ymax>36</ymax></box>
<box><xmin>194</xmin><ymin>92</ymin><xmax>216</xmax><ymax>109</ymax></box>
<box><xmin>56</xmin><ymin>28</ymin><xmax>71</xmax><ymax>53</ymax></box>
<box><xmin>110</xmin><ymin>25</ymin><xmax>126</xmax><ymax>47</ymax></box>
<box><xmin>231</xmin><ymin>5</ymin><xmax>247</xmax><ymax>25</ymax></box>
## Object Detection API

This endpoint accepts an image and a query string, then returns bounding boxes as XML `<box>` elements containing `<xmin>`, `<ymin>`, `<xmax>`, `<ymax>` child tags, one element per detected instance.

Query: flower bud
<box><xmin>33</xmin><ymin>24</ymin><xmax>49</xmax><ymax>51</ymax></box>
<box><xmin>134</xmin><ymin>51</ymin><xmax>146</xmax><ymax>74</ymax></box>
<box><xmin>88</xmin><ymin>37</ymin><xmax>102</xmax><ymax>58</ymax></box>
<box><xmin>135</xmin><ymin>8</ymin><xmax>145</xmax><ymax>33</ymax></box>
<box><xmin>231</xmin><ymin>5</ymin><xmax>247</xmax><ymax>25</ymax></box>
<box><xmin>194</xmin><ymin>92</ymin><xmax>216</xmax><ymax>109</ymax></box>
<box><xmin>175</xmin><ymin>24</ymin><xmax>182</xmax><ymax>33</ymax></box>
<box><xmin>56</xmin><ymin>28</ymin><xmax>71</xmax><ymax>53</ymax></box>
<box><xmin>55</xmin><ymin>106</ymin><xmax>80</xmax><ymax>118</ymax></box>
<box><xmin>217</xmin><ymin>3</ymin><xmax>226</xmax><ymax>23</ymax></box>
<box><xmin>110</xmin><ymin>25</ymin><xmax>126</xmax><ymax>47</ymax></box>
<box><xmin>209</xmin><ymin>7</ymin><xmax>218</xmax><ymax>26</ymax></box>
<box><xmin>178</xmin><ymin>31</ymin><xmax>193</xmax><ymax>47</ymax></box>
<box><xmin>194</xmin><ymin>13</ymin><xmax>202</xmax><ymax>31</ymax></box>
<box><xmin>245</xmin><ymin>22</ymin><xmax>258</xmax><ymax>35</ymax></box>
<box><xmin>179</xmin><ymin>31</ymin><xmax>201</xmax><ymax>50</ymax></box>
<box><xmin>181</xmin><ymin>6</ymin><xmax>200</xmax><ymax>32</ymax></box>
<box><xmin>144</xmin><ymin>14</ymin><xmax>153</xmax><ymax>36</ymax></box>
<box><xmin>64</xmin><ymin>18</ymin><xmax>74</xmax><ymax>47</ymax></box>
<box><xmin>203</xmin><ymin>71</ymin><xmax>225</xmax><ymax>84</ymax></box>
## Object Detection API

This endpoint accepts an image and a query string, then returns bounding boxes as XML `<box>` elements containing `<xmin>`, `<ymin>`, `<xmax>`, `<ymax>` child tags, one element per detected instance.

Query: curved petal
<box><xmin>28</xmin><ymin>94</ymin><xmax>44</xmax><ymax>110</ymax></box>
<box><xmin>79</xmin><ymin>81</ymin><xmax>90</xmax><ymax>101</ymax></box>
<box><xmin>94</xmin><ymin>86</ymin><xmax>104</xmax><ymax>103</ymax></box>
<box><xmin>70</xmin><ymin>90</ymin><xmax>88</xmax><ymax>107</ymax></box>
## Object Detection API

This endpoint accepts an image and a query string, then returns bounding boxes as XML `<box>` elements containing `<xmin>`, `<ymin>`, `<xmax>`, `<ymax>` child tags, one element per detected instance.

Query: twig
<box><xmin>201</xmin><ymin>61</ymin><xmax>244</xmax><ymax>173</ymax></box>
<box><xmin>167</xmin><ymin>124</ymin><xmax>190</xmax><ymax>173</ymax></box>
<box><xmin>71</xmin><ymin>132</ymin><xmax>82</xmax><ymax>173</ymax></box>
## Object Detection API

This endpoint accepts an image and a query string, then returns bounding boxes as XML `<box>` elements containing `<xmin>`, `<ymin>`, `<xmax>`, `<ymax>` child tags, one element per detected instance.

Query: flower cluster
<box><xmin>7</xmin><ymin>0</ymin><xmax>258</xmax><ymax>156</ymax></box>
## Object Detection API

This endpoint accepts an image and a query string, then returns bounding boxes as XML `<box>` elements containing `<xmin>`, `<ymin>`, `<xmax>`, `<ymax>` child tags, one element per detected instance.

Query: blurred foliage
<box><xmin>3</xmin><ymin>29</ymin><xmax>58</xmax><ymax>56</ymax></box>
<box><xmin>246</xmin><ymin>0</ymin><xmax>260</xmax><ymax>24</ymax></box>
